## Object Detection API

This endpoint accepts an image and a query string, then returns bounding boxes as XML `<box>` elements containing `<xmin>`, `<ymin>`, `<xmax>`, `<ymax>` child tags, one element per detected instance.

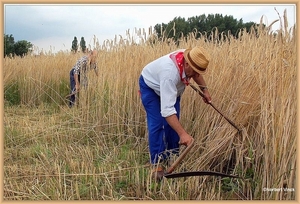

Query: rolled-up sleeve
<box><xmin>160</xmin><ymin>78</ymin><xmax>178</xmax><ymax>117</ymax></box>
<box><xmin>142</xmin><ymin>54</ymin><xmax>185</xmax><ymax>118</ymax></box>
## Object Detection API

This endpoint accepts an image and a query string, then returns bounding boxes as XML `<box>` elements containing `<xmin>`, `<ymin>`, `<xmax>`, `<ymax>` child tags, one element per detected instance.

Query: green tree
<box><xmin>153</xmin><ymin>13</ymin><xmax>258</xmax><ymax>43</ymax></box>
<box><xmin>170</xmin><ymin>17</ymin><xmax>189</xmax><ymax>42</ymax></box>
<box><xmin>13</xmin><ymin>40</ymin><xmax>33</xmax><ymax>57</ymax></box>
<box><xmin>4</xmin><ymin>34</ymin><xmax>15</xmax><ymax>57</ymax></box>
<box><xmin>154</xmin><ymin>23</ymin><xmax>168</xmax><ymax>40</ymax></box>
<box><xmin>71</xmin><ymin>36</ymin><xmax>78</xmax><ymax>53</ymax></box>
<box><xmin>4</xmin><ymin>34</ymin><xmax>33</xmax><ymax>57</ymax></box>
<box><xmin>186</xmin><ymin>14</ymin><xmax>207</xmax><ymax>38</ymax></box>
<box><xmin>80</xmin><ymin>37</ymin><xmax>86</xmax><ymax>53</ymax></box>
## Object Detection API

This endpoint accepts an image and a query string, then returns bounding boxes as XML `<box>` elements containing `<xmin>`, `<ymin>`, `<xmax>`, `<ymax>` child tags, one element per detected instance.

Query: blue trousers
<box><xmin>139</xmin><ymin>75</ymin><xmax>180</xmax><ymax>164</ymax></box>
<box><xmin>69</xmin><ymin>68</ymin><xmax>80</xmax><ymax>107</ymax></box>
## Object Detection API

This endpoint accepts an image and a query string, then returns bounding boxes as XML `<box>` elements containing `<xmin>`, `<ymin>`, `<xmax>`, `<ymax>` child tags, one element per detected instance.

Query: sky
<box><xmin>3</xmin><ymin>4</ymin><xmax>296</xmax><ymax>54</ymax></box>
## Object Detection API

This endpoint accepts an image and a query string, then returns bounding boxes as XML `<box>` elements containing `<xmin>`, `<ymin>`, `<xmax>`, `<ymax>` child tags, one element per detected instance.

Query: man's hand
<box><xmin>178</xmin><ymin>132</ymin><xmax>193</xmax><ymax>146</ymax></box>
<box><xmin>165</xmin><ymin>114</ymin><xmax>193</xmax><ymax>147</ymax></box>
<box><xmin>202</xmin><ymin>89</ymin><xmax>211</xmax><ymax>104</ymax></box>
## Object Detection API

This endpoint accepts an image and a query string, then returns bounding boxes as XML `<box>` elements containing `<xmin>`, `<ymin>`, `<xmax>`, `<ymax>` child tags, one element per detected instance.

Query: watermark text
<box><xmin>263</xmin><ymin>187</ymin><xmax>295</xmax><ymax>192</ymax></box>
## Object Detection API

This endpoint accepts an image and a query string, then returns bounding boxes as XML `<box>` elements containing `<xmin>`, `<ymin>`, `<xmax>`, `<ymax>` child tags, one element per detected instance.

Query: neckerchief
<box><xmin>169</xmin><ymin>51</ymin><xmax>189</xmax><ymax>85</ymax></box>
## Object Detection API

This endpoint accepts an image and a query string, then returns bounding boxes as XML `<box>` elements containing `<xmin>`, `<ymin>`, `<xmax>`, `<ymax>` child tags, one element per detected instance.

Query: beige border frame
<box><xmin>1</xmin><ymin>1</ymin><xmax>298</xmax><ymax>203</ymax></box>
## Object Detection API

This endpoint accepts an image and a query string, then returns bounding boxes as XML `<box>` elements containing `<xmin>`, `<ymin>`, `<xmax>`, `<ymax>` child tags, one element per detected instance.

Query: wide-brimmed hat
<box><xmin>183</xmin><ymin>46</ymin><xmax>210</xmax><ymax>74</ymax></box>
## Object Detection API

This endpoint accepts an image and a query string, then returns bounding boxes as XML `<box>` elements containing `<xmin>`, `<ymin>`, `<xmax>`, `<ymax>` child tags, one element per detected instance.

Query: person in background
<box><xmin>139</xmin><ymin>46</ymin><xmax>212</xmax><ymax>181</ymax></box>
<box><xmin>69</xmin><ymin>49</ymin><xmax>98</xmax><ymax>107</ymax></box>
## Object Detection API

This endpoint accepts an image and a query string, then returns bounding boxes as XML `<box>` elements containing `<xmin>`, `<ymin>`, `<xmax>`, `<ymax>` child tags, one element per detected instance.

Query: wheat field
<box><xmin>3</xmin><ymin>15</ymin><xmax>297</xmax><ymax>200</ymax></box>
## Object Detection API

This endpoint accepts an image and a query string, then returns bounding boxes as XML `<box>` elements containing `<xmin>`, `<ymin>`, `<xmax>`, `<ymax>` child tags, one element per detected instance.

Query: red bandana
<box><xmin>169</xmin><ymin>51</ymin><xmax>189</xmax><ymax>85</ymax></box>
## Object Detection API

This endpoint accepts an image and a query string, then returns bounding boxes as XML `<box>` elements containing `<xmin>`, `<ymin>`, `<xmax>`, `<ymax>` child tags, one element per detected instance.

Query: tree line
<box><xmin>3</xmin><ymin>34</ymin><xmax>87</xmax><ymax>57</ymax></box>
<box><xmin>4</xmin><ymin>34</ymin><xmax>33</xmax><ymax>57</ymax></box>
<box><xmin>153</xmin><ymin>14</ymin><xmax>259</xmax><ymax>42</ymax></box>
<box><xmin>71</xmin><ymin>36</ymin><xmax>87</xmax><ymax>53</ymax></box>
<box><xmin>4</xmin><ymin>13</ymin><xmax>259</xmax><ymax>57</ymax></box>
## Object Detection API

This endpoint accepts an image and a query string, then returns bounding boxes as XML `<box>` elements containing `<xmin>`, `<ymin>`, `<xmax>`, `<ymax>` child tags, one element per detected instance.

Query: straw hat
<box><xmin>183</xmin><ymin>46</ymin><xmax>210</xmax><ymax>74</ymax></box>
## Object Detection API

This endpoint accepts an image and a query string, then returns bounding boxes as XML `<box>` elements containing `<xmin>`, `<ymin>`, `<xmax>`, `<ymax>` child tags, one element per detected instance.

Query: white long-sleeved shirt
<box><xmin>141</xmin><ymin>50</ymin><xmax>187</xmax><ymax>117</ymax></box>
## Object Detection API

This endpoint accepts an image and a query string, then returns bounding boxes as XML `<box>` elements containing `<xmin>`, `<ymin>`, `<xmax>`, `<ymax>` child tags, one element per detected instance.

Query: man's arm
<box><xmin>192</xmin><ymin>74</ymin><xmax>211</xmax><ymax>103</ymax></box>
<box><xmin>165</xmin><ymin>114</ymin><xmax>193</xmax><ymax>146</ymax></box>
<box><xmin>74</xmin><ymin>73</ymin><xmax>80</xmax><ymax>91</ymax></box>
<box><xmin>192</xmin><ymin>74</ymin><xmax>207</xmax><ymax>89</ymax></box>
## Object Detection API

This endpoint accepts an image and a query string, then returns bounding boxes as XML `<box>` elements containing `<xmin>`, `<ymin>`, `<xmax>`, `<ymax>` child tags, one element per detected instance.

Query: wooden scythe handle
<box><xmin>189</xmin><ymin>84</ymin><xmax>241</xmax><ymax>133</ymax></box>
<box><xmin>166</xmin><ymin>138</ymin><xmax>195</xmax><ymax>174</ymax></box>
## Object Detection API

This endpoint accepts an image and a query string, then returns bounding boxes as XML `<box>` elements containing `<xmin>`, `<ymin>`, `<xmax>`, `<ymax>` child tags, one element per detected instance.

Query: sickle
<box><xmin>164</xmin><ymin>171</ymin><xmax>241</xmax><ymax>179</ymax></box>
<box><xmin>65</xmin><ymin>90</ymin><xmax>79</xmax><ymax>99</ymax></box>
<box><xmin>163</xmin><ymin>138</ymin><xmax>241</xmax><ymax>179</ymax></box>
